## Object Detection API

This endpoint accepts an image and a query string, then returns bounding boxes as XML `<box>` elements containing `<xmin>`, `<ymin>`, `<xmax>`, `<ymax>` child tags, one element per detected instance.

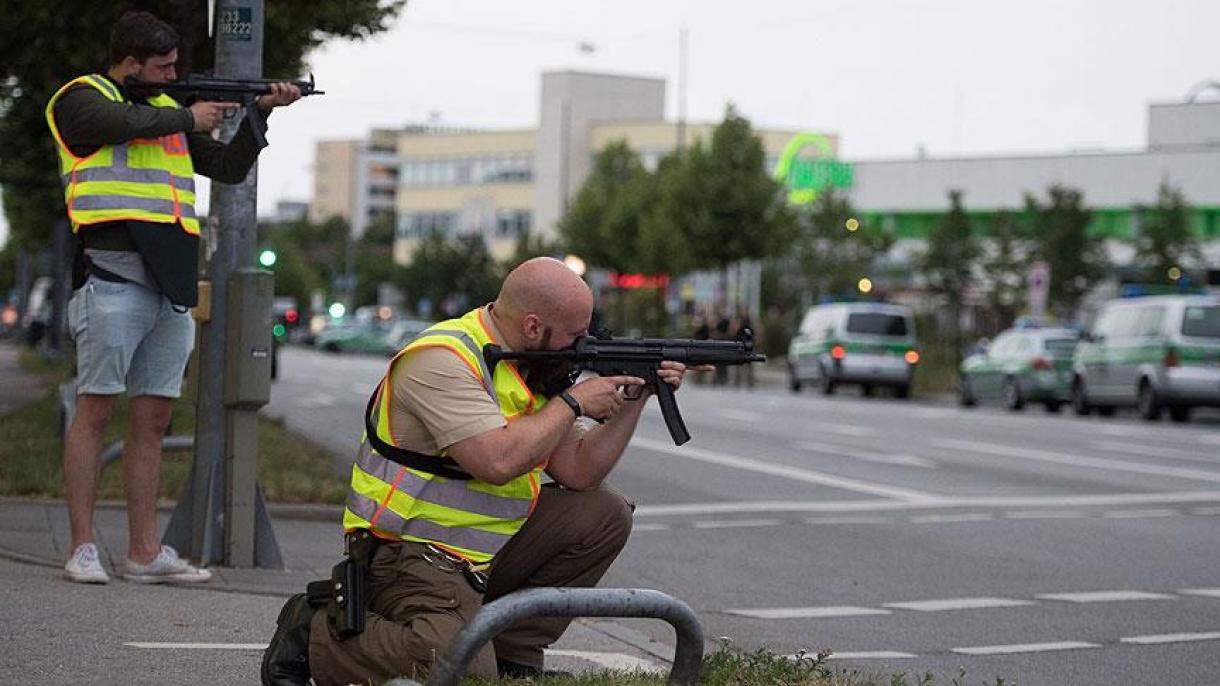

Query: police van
<box><xmin>787</xmin><ymin>302</ymin><xmax>920</xmax><ymax>398</ymax></box>
<box><xmin>1071</xmin><ymin>295</ymin><xmax>1220</xmax><ymax>421</ymax></box>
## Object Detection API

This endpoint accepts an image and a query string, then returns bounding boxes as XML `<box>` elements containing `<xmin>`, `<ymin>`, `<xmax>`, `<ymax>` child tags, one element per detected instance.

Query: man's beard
<box><xmin>519</xmin><ymin>328</ymin><xmax>579</xmax><ymax>398</ymax></box>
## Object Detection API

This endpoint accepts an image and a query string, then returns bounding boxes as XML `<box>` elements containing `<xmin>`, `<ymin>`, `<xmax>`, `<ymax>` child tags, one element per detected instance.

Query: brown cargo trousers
<box><xmin>308</xmin><ymin>483</ymin><xmax>634</xmax><ymax>685</ymax></box>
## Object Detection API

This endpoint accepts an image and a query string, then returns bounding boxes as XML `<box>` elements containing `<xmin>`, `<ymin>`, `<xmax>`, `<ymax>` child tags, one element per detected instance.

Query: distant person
<box><xmin>731</xmin><ymin>309</ymin><xmax>756</xmax><ymax>388</ymax></box>
<box><xmin>47</xmin><ymin>10</ymin><xmax>302</xmax><ymax>584</ymax></box>
<box><xmin>262</xmin><ymin>258</ymin><xmax>702</xmax><ymax>685</ymax></box>
<box><xmin>712</xmin><ymin>309</ymin><xmax>731</xmax><ymax>385</ymax></box>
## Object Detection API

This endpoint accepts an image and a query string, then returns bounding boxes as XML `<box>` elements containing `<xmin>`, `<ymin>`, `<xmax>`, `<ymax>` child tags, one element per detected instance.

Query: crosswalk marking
<box><xmin>726</xmin><ymin>606</ymin><xmax>891</xmax><ymax>619</ymax></box>
<box><xmin>952</xmin><ymin>641</ymin><xmax>1098</xmax><ymax>655</ymax></box>
<box><xmin>1120</xmin><ymin>631</ymin><xmax>1220</xmax><ymax>645</ymax></box>
<box><xmin>883</xmin><ymin>597</ymin><xmax>1034</xmax><ymax>612</ymax></box>
<box><xmin>1036</xmin><ymin>590</ymin><xmax>1176</xmax><ymax>603</ymax></box>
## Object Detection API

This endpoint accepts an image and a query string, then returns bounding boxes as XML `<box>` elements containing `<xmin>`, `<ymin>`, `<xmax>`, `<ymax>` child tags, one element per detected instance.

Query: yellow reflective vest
<box><xmin>343</xmin><ymin>307</ymin><xmax>549</xmax><ymax>564</ymax></box>
<box><xmin>45</xmin><ymin>74</ymin><xmax>200</xmax><ymax>235</ymax></box>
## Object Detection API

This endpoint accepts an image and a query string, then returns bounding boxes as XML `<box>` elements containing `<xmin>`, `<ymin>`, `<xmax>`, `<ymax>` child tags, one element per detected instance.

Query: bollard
<box><xmin>412</xmin><ymin>587</ymin><xmax>704</xmax><ymax>686</ymax></box>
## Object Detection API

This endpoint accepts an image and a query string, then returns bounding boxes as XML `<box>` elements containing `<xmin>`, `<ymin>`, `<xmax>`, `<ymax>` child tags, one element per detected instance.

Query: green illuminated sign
<box><xmin>773</xmin><ymin>133</ymin><xmax>854</xmax><ymax>205</ymax></box>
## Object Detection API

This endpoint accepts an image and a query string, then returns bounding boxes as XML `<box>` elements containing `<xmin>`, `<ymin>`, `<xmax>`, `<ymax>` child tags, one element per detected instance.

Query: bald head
<box><xmin>493</xmin><ymin>257</ymin><xmax>593</xmax><ymax>350</ymax></box>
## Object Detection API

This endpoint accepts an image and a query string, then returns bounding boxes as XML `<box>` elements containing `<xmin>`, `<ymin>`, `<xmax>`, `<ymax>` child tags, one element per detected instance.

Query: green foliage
<box><xmin>398</xmin><ymin>234</ymin><xmax>499</xmax><ymax>319</ymax></box>
<box><xmin>504</xmin><ymin>229</ymin><xmax>561</xmax><ymax>278</ymax></box>
<box><xmin>0</xmin><ymin>0</ymin><xmax>406</xmax><ymax>249</ymax></box>
<box><xmin>260</xmin><ymin>215</ymin><xmax>350</xmax><ymax>309</ymax></box>
<box><xmin>920</xmin><ymin>190</ymin><xmax>982</xmax><ymax>355</ymax></box>
<box><xmin>559</xmin><ymin>141</ymin><xmax>657</xmax><ymax>274</ymax></box>
<box><xmin>1022</xmin><ymin>184</ymin><xmax>1106</xmax><ymax>316</ymax></box>
<box><xmin>980</xmin><ymin>210</ymin><xmax>1028</xmax><ymax>331</ymax></box>
<box><xmin>354</xmin><ymin>213</ymin><xmax>399</xmax><ymax>307</ymax></box>
<box><xmin>1132</xmin><ymin>181</ymin><xmax>1200</xmax><ymax>284</ymax></box>
<box><xmin>792</xmin><ymin>189</ymin><xmax>894</xmax><ymax>301</ymax></box>
<box><xmin>653</xmin><ymin>106</ymin><xmax>796</xmax><ymax>279</ymax></box>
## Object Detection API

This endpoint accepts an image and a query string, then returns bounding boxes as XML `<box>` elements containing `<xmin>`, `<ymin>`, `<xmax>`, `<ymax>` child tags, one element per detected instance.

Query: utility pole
<box><xmin>676</xmin><ymin>27</ymin><xmax>688</xmax><ymax>151</ymax></box>
<box><xmin>164</xmin><ymin>0</ymin><xmax>282</xmax><ymax>569</ymax></box>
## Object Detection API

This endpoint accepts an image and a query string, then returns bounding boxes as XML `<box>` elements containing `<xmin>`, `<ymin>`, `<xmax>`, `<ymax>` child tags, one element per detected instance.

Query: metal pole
<box><xmin>423</xmin><ymin>588</ymin><xmax>705</xmax><ymax>686</ymax></box>
<box><xmin>163</xmin><ymin>0</ymin><xmax>281</xmax><ymax>568</ymax></box>
<box><xmin>47</xmin><ymin>220</ymin><xmax>71</xmax><ymax>353</ymax></box>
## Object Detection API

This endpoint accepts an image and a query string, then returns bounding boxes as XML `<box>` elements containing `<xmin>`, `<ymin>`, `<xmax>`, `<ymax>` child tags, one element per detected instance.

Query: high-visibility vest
<box><xmin>343</xmin><ymin>306</ymin><xmax>549</xmax><ymax>564</ymax></box>
<box><xmin>45</xmin><ymin>74</ymin><xmax>199</xmax><ymax>235</ymax></box>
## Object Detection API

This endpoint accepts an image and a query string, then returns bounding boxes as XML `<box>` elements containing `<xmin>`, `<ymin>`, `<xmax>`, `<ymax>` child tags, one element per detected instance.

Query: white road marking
<box><xmin>953</xmin><ymin>641</ymin><xmax>1098</xmax><ymax>656</ymax></box>
<box><xmin>913</xmin><ymin>407</ymin><xmax>956</xmax><ymax>419</ymax></box>
<box><xmin>883</xmin><ymin>597</ymin><xmax>1034</xmax><ymax>612</ymax></box>
<box><xmin>1195</xmin><ymin>434</ymin><xmax>1220</xmax><ymax>446</ymax></box>
<box><xmin>1036</xmin><ymin>590</ymin><xmax>1175</xmax><ymax>603</ymax></box>
<box><xmin>632</xmin><ymin>523</ymin><xmax>670</xmax><ymax>532</ymax></box>
<box><xmin>1102</xmin><ymin>509</ymin><xmax>1178</xmax><ymax>519</ymax></box>
<box><xmin>630</xmin><ymin>437</ymin><xmax>943</xmax><ymax>503</ymax></box>
<box><xmin>816</xmin><ymin>423</ymin><xmax>877</xmax><ymax>437</ymax></box>
<box><xmin>909</xmin><ymin>513</ymin><xmax>995</xmax><ymax>524</ymax></box>
<box><xmin>805</xmin><ymin>515</ymin><xmax>893</xmax><ymax>525</ymax></box>
<box><xmin>1179</xmin><ymin>588</ymin><xmax>1220</xmax><ymax>599</ymax></box>
<box><xmin>125</xmin><ymin>642</ymin><xmax>267</xmax><ymax>650</ymax></box>
<box><xmin>934</xmin><ymin>439</ymin><xmax>1220</xmax><ymax>484</ymax></box>
<box><xmin>1120</xmin><ymin>631</ymin><xmax>1220</xmax><ymax>645</ymax></box>
<box><xmin>1191</xmin><ymin>506</ymin><xmax>1220</xmax><ymax>515</ymax></box>
<box><xmin>726</xmin><ymin>606</ymin><xmax>891</xmax><ymax>619</ymax></box>
<box><xmin>716</xmin><ymin>408</ymin><xmax>765</xmax><ymax>423</ymax></box>
<box><xmin>350</xmin><ymin>383</ymin><xmax>373</xmax><ymax>395</ymax></box>
<box><xmin>826</xmin><ymin>651</ymin><xmax>917</xmax><ymax>660</ymax></box>
<box><xmin>692</xmin><ymin>518</ymin><xmax>784</xmax><ymax>529</ymax></box>
<box><xmin>794</xmin><ymin>440</ymin><xmax>938</xmax><ymax>469</ymax></box>
<box><xmin>546</xmin><ymin>649</ymin><xmax>664</xmax><ymax>672</ymax></box>
<box><xmin>1094</xmin><ymin>441</ymin><xmax>1220</xmax><ymax>465</ymax></box>
<box><xmin>633</xmin><ymin>491</ymin><xmax>1220</xmax><ymax>517</ymax></box>
<box><xmin>1003</xmin><ymin>510</ymin><xmax>1087</xmax><ymax>520</ymax></box>
<box><xmin>296</xmin><ymin>393</ymin><xmax>336</xmax><ymax>408</ymax></box>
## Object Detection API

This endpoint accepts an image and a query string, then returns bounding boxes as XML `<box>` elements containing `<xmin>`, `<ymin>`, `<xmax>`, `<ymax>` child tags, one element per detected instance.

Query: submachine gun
<box><xmin>126</xmin><ymin>73</ymin><xmax>324</xmax><ymax>148</ymax></box>
<box><xmin>483</xmin><ymin>331</ymin><xmax>766</xmax><ymax>446</ymax></box>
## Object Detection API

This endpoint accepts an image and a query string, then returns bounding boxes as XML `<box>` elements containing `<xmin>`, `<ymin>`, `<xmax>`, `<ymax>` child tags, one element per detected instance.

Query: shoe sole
<box><xmin>123</xmin><ymin>573</ymin><xmax>213</xmax><ymax>584</ymax></box>
<box><xmin>64</xmin><ymin>572</ymin><xmax>110</xmax><ymax>584</ymax></box>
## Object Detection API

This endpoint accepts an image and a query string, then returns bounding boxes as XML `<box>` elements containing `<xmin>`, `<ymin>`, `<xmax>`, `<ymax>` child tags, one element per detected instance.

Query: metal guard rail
<box><xmin>386</xmin><ymin>587</ymin><xmax>704</xmax><ymax>686</ymax></box>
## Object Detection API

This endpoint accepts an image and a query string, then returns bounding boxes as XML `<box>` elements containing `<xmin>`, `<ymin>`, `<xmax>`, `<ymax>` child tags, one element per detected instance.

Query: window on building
<box><xmin>495</xmin><ymin>209</ymin><xmax>531</xmax><ymax>238</ymax></box>
<box><xmin>398</xmin><ymin>212</ymin><xmax>458</xmax><ymax>239</ymax></box>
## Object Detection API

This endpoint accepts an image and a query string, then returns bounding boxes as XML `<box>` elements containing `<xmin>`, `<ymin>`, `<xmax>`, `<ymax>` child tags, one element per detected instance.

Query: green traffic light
<box><xmin>273</xmin><ymin>323</ymin><xmax>286</xmax><ymax>338</ymax></box>
<box><xmin>259</xmin><ymin>249</ymin><xmax>277</xmax><ymax>267</ymax></box>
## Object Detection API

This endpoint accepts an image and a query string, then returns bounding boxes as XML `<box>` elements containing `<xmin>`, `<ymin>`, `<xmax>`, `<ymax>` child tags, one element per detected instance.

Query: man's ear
<box><xmin>115</xmin><ymin>56</ymin><xmax>141</xmax><ymax>78</ymax></box>
<box><xmin>522</xmin><ymin>313</ymin><xmax>543</xmax><ymax>342</ymax></box>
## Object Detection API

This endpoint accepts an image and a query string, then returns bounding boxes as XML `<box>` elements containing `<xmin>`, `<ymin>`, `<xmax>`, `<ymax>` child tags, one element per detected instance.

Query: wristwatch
<box><xmin>558</xmin><ymin>391</ymin><xmax>582</xmax><ymax>418</ymax></box>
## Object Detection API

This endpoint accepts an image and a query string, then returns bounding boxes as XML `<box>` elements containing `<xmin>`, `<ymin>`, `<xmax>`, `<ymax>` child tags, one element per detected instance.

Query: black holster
<box><xmin>312</xmin><ymin>530</ymin><xmax>377</xmax><ymax>640</ymax></box>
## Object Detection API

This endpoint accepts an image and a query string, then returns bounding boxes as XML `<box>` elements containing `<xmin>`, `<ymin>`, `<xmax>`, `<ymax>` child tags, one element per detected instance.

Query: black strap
<box><xmin>83</xmin><ymin>254</ymin><xmax>131</xmax><ymax>284</ymax></box>
<box><xmin>363</xmin><ymin>380</ymin><xmax>474</xmax><ymax>480</ymax></box>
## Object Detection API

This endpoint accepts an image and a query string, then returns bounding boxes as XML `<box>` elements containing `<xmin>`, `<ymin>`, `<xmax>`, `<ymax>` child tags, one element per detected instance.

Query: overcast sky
<box><xmin>2</xmin><ymin>0</ymin><xmax>1215</xmax><ymax>244</ymax></box>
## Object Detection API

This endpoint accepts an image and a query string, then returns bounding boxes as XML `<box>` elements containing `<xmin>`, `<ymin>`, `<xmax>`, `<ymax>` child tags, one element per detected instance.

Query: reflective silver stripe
<box><xmin>417</xmin><ymin>328</ymin><xmax>498</xmax><ymax>404</ymax></box>
<box><xmin>346</xmin><ymin>491</ymin><xmax>515</xmax><ymax>554</ymax></box>
<box><xmin>85</xmin><ymin>75</ymin><xmax>122</xmax><ymax>102</ymax></box>
<box><xmin>72</xmin><ymin>195</ymin><xmax>178</xmax><ymax>215</ymax></box>
<box><xmin>112</xmin><ymin>143</ymin><xmax>128</xmax><ymax>168</ymax></box>
<box><xmin>72</xmin><ymin>166</ymin><xmax>195</xmax><ymax>193</ymax></box>
<box><xmin>356</xmin><ymin>447</ymin><xmax>531</xmax><ymax>520</ymax></box>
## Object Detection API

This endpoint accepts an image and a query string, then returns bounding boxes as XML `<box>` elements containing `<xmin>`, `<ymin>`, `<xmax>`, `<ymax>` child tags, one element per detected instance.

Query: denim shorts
<box><xmin>67</xmin><ymin>277</ymin><xmax>195</xmax><ymax>398</ymax></box>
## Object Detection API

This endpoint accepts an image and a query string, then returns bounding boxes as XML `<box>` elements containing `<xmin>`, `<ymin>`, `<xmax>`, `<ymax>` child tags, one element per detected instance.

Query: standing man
<box><xmin>46</xmin><ymin>11</ymin><xmax>301</xmax><ymax>584</ymax></box>
<box><xmin>263</xmin><ymin>258</ymin><xmax>698</xmax><ymax>685</ymax></box>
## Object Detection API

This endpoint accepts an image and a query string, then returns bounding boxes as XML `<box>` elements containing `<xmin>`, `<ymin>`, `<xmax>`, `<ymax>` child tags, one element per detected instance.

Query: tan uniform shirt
<box><xmin>387</xmin><ymin>308</ymin><xmax>585</xmax><ymax>454</ymax></box>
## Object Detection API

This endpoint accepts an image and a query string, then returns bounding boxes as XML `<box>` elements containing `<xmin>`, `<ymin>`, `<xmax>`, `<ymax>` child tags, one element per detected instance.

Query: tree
<box><xmin>558</xmin><ymin>140</ymin><xmax>656</xmax><ymax>274</ymax></box>
<box><xmin>980</xmin><ymin>210</ymin><xmax>1028</xmax><ymax>331</ymax></box>
<box><xmin>397</xmin><ymin>234</ymin><xmax>498</xmax><ymax>319</ymax></box>
<box><xmin>0</xmin><ymin>1</ymin><xmax>406</xmax><ymax>249</ymax></box>
<box><xmin>790</xmin><ymin>189</ymin><xmax>893</xmax><ymax>302</ymax></box>
<box><xmin>1133</xmin><ymin>181</ymin><xmax>1200</xmax><ymax>285</ymax></box>
<box><xmin>353</xmin><ymin>213</ymin><xmax>398</xmax><ymax>307</ymax></box>
<box><xmin>921</xmin><ymin>190</ymin><xmax>982</xmax><ymax>357</ymax></box>
<box><xmin>654</xmin><ymin>105</ymin><xmax>795</xmax><ymax>305</ymax></box>
<box><xmin>1023</xmin><ymin>185</ymin><xmax>1106</xmax><ymax>317</ymax></box>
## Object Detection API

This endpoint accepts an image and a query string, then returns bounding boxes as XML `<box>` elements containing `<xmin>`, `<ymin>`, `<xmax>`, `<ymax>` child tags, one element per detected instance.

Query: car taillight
<box><xmin>1031</xmin><ymin>357</ymin><xmax>1052</xmax><ymax>370</ymax></box>
<box><xmin>831</xmin><ymin>345</ymin><xmax>846</xmax><ymax>360</ymax></box>
<box><xmin>1164</xmin><ymin>347</ymin><xmax>1179</xmax><ymax>368</ymax></box>
<box><xmin>904</xmin><ymin>350</ymin><xmax>920</xmax><ymax>365</ymax></box>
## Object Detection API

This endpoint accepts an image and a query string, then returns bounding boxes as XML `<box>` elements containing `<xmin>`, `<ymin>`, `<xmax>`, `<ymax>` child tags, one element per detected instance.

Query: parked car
<box><xmin>1071</xmin><ymin>295</ymin><xmax>1220</xmax><ymax>422</ymax></box>
<box><xmin>380</xmin><ymin>318</ymin><xmax>435</xmax><ymax>355</ymax></box>
<box><xmin>787</xmin><ymin>302</ymin><xmax>920</xmax><ymax>398</ymax></box>
<box><xmin>959</xmin><ymin>327</ymin><xmax>1079</xmax><ymax>412</ymax></box>
<box><xmin>314</xmin><ymin>319</ymin><xmax>392</xmax><ymax>354</ymax></box>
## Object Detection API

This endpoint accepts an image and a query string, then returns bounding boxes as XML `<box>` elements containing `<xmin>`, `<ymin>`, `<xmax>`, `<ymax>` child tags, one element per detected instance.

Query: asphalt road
<box><xmin>266</xmin><ymin>346</ymin><xmax>1220</xmax><ymax>685</ymax></box>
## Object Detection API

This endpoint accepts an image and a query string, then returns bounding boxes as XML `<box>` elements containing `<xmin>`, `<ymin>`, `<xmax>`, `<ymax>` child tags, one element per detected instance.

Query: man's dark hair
<box><xmin>109</xmin><ymin>11</ymin><xmax>179</xmax><ymax>65</ymax></box>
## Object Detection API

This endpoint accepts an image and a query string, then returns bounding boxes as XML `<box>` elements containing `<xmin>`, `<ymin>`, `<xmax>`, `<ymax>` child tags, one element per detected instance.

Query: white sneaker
<box><xmin>123</xmin><ymin>545</ymin><xmax>213</xmax><ymax>584</ymax></box>
<box><xmin>64</xmin><ymin>543</ymin><xmax>110</xmax><ymax>584</ymax></box>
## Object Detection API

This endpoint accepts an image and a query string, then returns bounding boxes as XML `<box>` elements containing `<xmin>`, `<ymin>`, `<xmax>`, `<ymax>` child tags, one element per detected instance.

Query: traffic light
<box><xmin>284</xmin><ymin>308</ymin><xmax>299</xmax><ymax>324</ymax></box>
<box><xmin>259</xmin><ymin>249</ymin><xmax>277</xmax><ymax>267</ymax></box>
